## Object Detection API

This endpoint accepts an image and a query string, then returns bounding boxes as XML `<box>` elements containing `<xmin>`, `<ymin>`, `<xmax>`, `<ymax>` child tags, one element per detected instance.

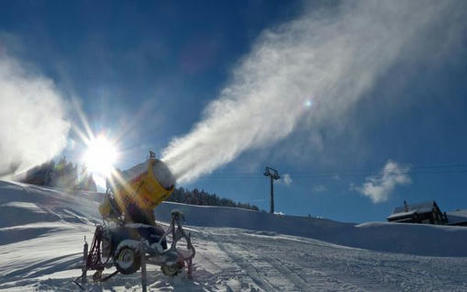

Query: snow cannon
<box><xmin>75</xmin><ymin>152</ymin><xmax>195</xmax><ymax>288</ymax></box>
<box><xmin>99</xmin><ymin>151</ymin><xmax>176</xmax><ymax>222</ymax></box>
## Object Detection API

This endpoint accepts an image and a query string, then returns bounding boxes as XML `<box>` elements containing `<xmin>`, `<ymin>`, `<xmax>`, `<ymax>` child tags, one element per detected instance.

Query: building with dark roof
<box><xmin>387</xmin><ymin>201</ymin><xmax>447</xmax><ymax>225</ymax></box>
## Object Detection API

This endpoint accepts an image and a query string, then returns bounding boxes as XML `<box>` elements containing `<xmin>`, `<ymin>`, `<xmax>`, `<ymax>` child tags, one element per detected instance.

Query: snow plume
<box><xmin>0</xmin><ymin>55</ymin><xmax>70</xmax><ymax>178</ymax></box>
<box><xmin>162</xmin><ymin>0</ymin><xmax>463</xmax><ymax>183</ymax></box>
<box><xmin>356</xmin><ymin>161</ymin><xmax>411</xmax><ymax>203</ymax></box>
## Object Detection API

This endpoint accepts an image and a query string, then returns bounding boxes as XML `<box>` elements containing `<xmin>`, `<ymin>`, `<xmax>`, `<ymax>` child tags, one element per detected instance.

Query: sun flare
<box><xmin>83</xmin><ymin>135</ymin><xmax>118</xmax><ymax>177</ymax></box>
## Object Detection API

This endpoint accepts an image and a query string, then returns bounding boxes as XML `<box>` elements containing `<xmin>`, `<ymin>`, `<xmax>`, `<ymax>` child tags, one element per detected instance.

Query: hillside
<box><xmin>1</xmin><ymin>180</ymin><xmax>467</xmax><ymax>291</ymax></box>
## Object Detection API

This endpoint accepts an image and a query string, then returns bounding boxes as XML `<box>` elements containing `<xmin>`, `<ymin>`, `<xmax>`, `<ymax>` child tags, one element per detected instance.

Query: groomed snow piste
<box><xmin>1</xmin><ymin>180</ymin><xmax>467</xmax><ymax>291</ymax></box>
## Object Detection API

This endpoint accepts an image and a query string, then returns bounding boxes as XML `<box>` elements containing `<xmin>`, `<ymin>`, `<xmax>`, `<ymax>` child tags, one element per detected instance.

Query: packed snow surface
<box><xmin>1</xmin><ymin>180</ymin><xmax>467</xmax><ymax>291</ymax></box>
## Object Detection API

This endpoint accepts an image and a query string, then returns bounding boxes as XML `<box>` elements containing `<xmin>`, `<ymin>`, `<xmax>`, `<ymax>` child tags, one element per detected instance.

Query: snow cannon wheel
<box><xmin>161</xmin><ymin>263</ymin><xmax>182</xmax><ymax>277</ymax></box>
<box><xmin>114</xmin><ymin>245</ymin><xmax>141</xmax><ymax>275</ymax></box>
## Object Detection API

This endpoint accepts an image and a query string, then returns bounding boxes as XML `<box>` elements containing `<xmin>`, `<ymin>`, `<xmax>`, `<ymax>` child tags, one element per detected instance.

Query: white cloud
<box><xmin>0</xmin><ymin>54</ymin><xmax>70</xmax><ymax>177</ymax></box>
<box><xmin>162</xmin><ymin>0</ymin><xmax>465</xmax><ymax>183</ymax></box>
<box><xmin>282</xmin><ymin>173</ymin><xmax>293</xmax><ymax>186</ymax></box>
<box><xmin>312</xmin><ymin>185</ymin><xmax>327</xmax><ymax>193</ymax></box>
<box><xmin>356</xmin><ymin>160</ymin><xmax>411</xmax><ymax>203</ymax></box>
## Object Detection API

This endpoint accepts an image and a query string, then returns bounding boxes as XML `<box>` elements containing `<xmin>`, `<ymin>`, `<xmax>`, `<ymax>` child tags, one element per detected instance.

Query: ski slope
<box><xmin>1</xmin><ymin>180</ymin><xmax>467</xmax><ymax>291</ymax></box>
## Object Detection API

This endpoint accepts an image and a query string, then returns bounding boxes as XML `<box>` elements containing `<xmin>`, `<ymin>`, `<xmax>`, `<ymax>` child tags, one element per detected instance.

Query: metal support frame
<box><xmin>74</xmin><ymin>210</ymin><xmax>195</xmax><ymax>290</ymax></box>
<box><xmin>140</xmin><ymin>240</ymin><xmax>147</xmax><ymax>292</ymax></box>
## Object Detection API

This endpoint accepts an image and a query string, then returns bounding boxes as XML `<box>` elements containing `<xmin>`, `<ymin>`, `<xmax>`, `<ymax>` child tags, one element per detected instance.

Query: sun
<box><xmin>83</xmin><ymin>135</ymin><xmax>118</xmax><ymax>177</ymax></box>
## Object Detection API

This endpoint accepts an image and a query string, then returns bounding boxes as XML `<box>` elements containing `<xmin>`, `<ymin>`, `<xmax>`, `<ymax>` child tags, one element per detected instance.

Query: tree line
<box><xmin>167</xmin><ymin>187</ymin><xmax>259</xmax><ymax>211</ymax></box>
<box><xmin>19</xmin><ymin>157</ymin><xmax>97</xmax><ymax>191</ymax></box>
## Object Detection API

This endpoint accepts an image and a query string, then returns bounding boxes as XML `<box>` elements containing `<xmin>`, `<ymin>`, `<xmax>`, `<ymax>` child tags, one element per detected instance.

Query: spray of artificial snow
<box><xmin>0</xmin><ymin>55</ymin><xmax>70</xmax><ymax>178</ymax></box>
<box><xmin>162</xmin><ymin>0</ymin><xmax>464</xmax><ymax>183</ymax></box>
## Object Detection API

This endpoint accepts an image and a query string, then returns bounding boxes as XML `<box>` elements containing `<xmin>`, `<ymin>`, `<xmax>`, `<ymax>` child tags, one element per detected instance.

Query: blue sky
<box><xmin>1</xmin><ymin>0</ymin><xmax>467</xmax><ymax>223</ymax></box>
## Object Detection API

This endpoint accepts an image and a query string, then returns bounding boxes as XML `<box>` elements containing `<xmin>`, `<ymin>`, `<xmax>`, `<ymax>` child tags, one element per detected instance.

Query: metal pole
<box><xmin>270</xmin><ymin>176</ymin><xmax>274</xmax><ymax>214</ymax></box>
<box><xmin>264</xmin><ymin>167</ymin><xmax>279</xmax><ymax>214</ymax></box>
<box><xmin>140</xmin><ymin>240</ymin><xmax>147</xmax><ymax>292</ymax></box>
<box><xmin>81</xmin><ymin>237</ymin><xmax>88</xmax><ymax>285</ymax></box>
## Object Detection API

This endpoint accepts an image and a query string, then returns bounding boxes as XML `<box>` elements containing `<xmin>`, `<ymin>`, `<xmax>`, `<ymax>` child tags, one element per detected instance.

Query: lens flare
<box><xmin>82</xmin><ymin>135</ymin><xmax>118</xmax><ymax>177</ymax></box>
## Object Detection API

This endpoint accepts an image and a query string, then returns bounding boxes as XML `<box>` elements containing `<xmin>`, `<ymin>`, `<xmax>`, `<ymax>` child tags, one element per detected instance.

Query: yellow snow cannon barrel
<box><xmin>99</xmin><ymin>154</ymin><xmax>176</xmax><ymax>219</ymax></box>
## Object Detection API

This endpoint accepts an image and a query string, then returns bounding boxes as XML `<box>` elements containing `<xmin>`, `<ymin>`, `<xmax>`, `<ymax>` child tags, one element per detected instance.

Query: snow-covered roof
<box><xmin>387</xmin><ymin>210</ymin><xmax>416</xmax><ymax>220</ymax></box>
<box><xmin>391</xmin><ymin>201</ymin><xmax>436</xmax><ymax>215</ymax></box>
<box><xmin>446</xmin><ymin>209</ymin><xmax>467</xmax><ymax>225</ymax></box>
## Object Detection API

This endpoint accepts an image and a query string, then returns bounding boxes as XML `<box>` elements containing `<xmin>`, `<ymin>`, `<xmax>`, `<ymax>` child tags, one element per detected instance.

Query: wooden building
<box><xmin>387</xmin><ymin>201</ymin><xmax>448</xmax><ymax>225</ymax></box>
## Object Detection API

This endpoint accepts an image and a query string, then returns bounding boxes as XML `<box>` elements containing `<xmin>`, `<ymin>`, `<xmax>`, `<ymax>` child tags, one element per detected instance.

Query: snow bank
<box><xmin>155</xmin><ymin>201</ymin><xmax>467</xmax><ymax>257</ymax></box>
<box><xmin>155</xmin><ymin>201</ymin><xmax>352</xmax><ymax>239</ymax></box>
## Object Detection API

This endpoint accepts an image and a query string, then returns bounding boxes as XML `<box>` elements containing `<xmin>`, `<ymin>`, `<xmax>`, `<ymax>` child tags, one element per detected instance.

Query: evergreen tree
<box><xmin>19</xmin><ymin>157</ymin><xmax>96</xmax><ymax>191</ymax></box>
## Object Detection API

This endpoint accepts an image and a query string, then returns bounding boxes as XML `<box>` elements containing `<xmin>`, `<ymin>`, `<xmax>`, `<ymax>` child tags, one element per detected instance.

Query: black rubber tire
<box><xmin>114</xmin><ymin>246</ymin><xmax>141</xmax><ymax>275</ymax></box>
<box><xmin>161</xmin><ymin>264</ymin><xmax>181</xmax><ymax>277</ymax></box>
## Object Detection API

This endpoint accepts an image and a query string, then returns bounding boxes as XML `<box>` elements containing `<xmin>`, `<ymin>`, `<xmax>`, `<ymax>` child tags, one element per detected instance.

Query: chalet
<box><xmin>387</xmin><ymin>201</ymin><xmax>448</xmax><ymax>225</ymax></box>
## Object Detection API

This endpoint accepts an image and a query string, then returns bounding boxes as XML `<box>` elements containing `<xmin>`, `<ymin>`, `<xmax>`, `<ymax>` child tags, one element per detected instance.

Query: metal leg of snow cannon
<box><xmin>73</xmin><ymin>225</ymin><xmax>119</xmax><ymax>289</ymax></box>
<box><xmin>140</xmin><ymin>239</ymin><xmax>147</xmax><ymax>292</ymax></box>
<box><xmin>187</xmin><ymin>258</ymin><xmax>193</xmax><ymax>279</ymax></box>
<box><xmin>87</xmin><ymin>225</ymin><xmax>107</xmax><ymax>281</ymax></box>
<box><xmin>100</xmin><ymin>270</ymin><xmax>119</xmax><ymax>282</ymax></box>
<box><xmin>86</xmin><ymin>225</ymin><xmax>120</xmax><ymax>282</ymax></box>
<box><xmin>72</xmin><ymin>236</ymin><xmax>89</xmax><ymax>290</ymax></box>
<box><xmin>175</xmin><ymin>211</ymin><xmax>195</xmax><ymax>278</ymax></box>
<box><xmin>180</xmin><ymin>231</ymin><xmax>195</xmax><ymax>279</ymax></box>
<box><xmin>82</xmin><ymin>237</ymin><xmax>88</xmax><ymax>284</ymax></box>
<box><xmin>158</xmin><ymin>210</ymin><xmax>195</xmax><ymax>278</ymax></box>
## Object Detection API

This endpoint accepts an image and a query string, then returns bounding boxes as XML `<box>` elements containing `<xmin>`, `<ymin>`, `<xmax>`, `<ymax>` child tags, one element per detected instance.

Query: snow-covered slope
<box><xmin>1</xmin><ymin>180</ymin><xmax>467</xmax><ymax>291</ymax></box>
<box><xmin>155</xmin><ymin>201</ymin><xmax>467</xmax><ymax>257</ymax></box>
